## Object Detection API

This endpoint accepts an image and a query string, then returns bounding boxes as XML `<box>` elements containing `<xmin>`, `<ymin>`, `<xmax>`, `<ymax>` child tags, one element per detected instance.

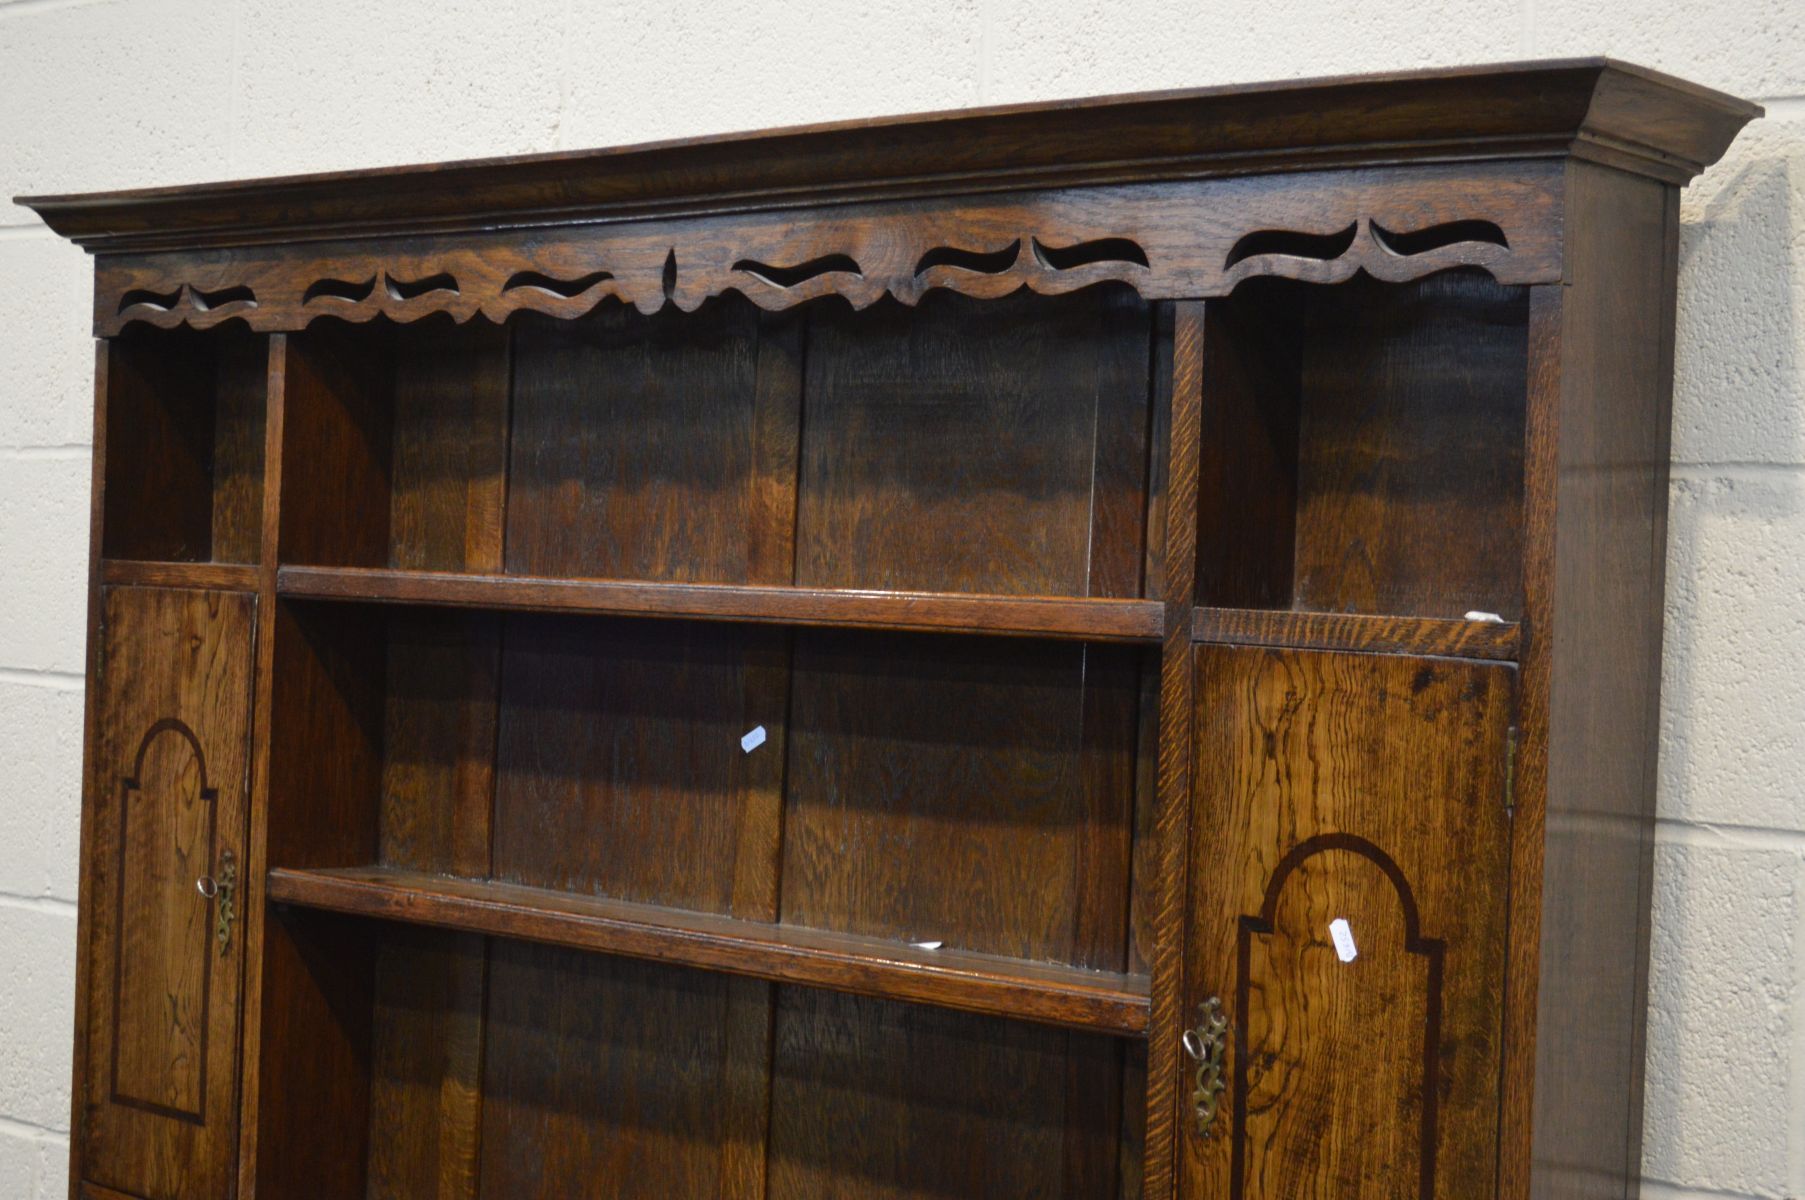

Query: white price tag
<box><xmin>1329</xmin><ymin>918</ymin><xmax>1358</xmax><ymax>963</ymax></box>
<box><xmin>740</xmin><ymin>725</ymin><xmax>767</xmax><ymax>753</ymax></box>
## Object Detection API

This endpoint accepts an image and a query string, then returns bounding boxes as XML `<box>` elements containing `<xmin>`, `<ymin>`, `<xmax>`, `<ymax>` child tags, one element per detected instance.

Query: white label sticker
<box><xmin>911</xmin><ymin>940</ymin><xmax>944</xmax><ymax>951</ymax></box>
<box><xmin>740</xmin><ymin>725</ymin><xmax>767</xmax><ymax>753</ymax></box>
<box><xmin>1329</xmin><ymin>918</ymin><xmax>1358</xmax><ymax>963</ymax></box>
<box><xmin>1464</xmin><ymin>610</ymin><xmax>1505</xmax><ymax>624</ymax></box>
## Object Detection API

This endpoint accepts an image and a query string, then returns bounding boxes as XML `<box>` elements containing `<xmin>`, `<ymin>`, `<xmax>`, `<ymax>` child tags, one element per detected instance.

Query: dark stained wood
<box><xmin>477</xmin><ymin>943</ymin><xmax>754</xmax><ymax>1199</ymax></box>
<box><xmin>250</xmin><ymin>598</ymin><xmax>386</xmax><ymax>1200</ymax></box>
<box><xmin>387</xmin><ymin>321</ymin><xmax>511</xmax><ymax>573</ymax></box>
<box><xmin>1289</xmin><ymin>272</ymin><xmax>1528</xmax><ymax>620</ymax></box>
<box><xmin>505</xmin><ymin>298</ymin><xmax>798</xmax><ymax>584</ymax></box>
<box><xmin>366</xmin><ymin>611</ymin><xmax>498</xmax><ymax>1200</ymax></box>
<box><xmin>1143</xmin><ymin>299</ymin><xmax>1205</xmax><ymax>1200</ymax></box>
<box><xmin>74</xmin><ymin>165</ymin><xmax>1571</xmax><ymax>337</ymax></box>
<box><xmin>767</xmin><ymin>987</ymin><xmax>1133</xmax><ymax>1199</ymax></box>
<box><xmin>276</xmin><ymin>321</ymin><xmax>393</xmax><ymax>570</ymax></box>
<box><xmin>280</xmin><ymin>318</ymin><xmax>511</xmax><ymax>573</ymax></box>
<box><xmin>209</xmin><ymin>331</ymin><xmax>267</xmax><ymax>563</ymax></box>
<box><xmin>491</xmin><ymin>616</ymin><xmax>786</xmax><ymax>916</ymax></box>
<box><xmin>43</xmin><ymin>61</ymin><xmax>1755</xmax><ymax>1200</ymax></box>
<box><xmin>780</xmin><ymin>630</ymin><xmax>1140</xmax><ymax>968</ymax></box>
<box><xmin>101</xmin><ymin>559</ymin><xmax>258</xmax><ymax>591</ymax></box>
<box><xmin>1182</xmin><ymin>646</ymin><xmax>1513</xmax><ymax>1199</ymax></box>
<box><xmin>365</xmin><ymin>927</ymin><xmax>486</xmax><ymax>1200</ymax></box>
<box><xmin>1195</xmin><ymin>282</ymin><xmax>1299</xmax><ymax>610</ymax></box>
<box><xmin>251</xmin><ymin>909</ymin><xmax>375</xmax><ymax>1200</ymax></box>
<box><xmin>796</xmin><ymin>286</ymin><xmax>1150</xmax><ymax>597</ymax></box>
<box><xmin>278</xmin><ymin>565</ymin><xmax>1166</xmax><ymax>641</ymax></box>
<box><xmin>1193</xmin><ymin>606</ymin><xmax>1521</xmax><ymax>661</ymax></box>
<box><xmin>67</xmin><ymin>341</ymin><xmax>111</xmax><ymax>1199</ymax></box>
<box><xmin>266</xmin><ymin>866</ymin><xmax>1150</xmax><ymax>1036</ymax></box>
<box><xmin>379</xmin><ymin>611</ymin><xmax>500</xmax><ymax>878</ymax></box>
<box><xmin>231</xmin><ymin>331</ymin><xmax>287</xmax><ymax>1199</ymax></box>
<box><xmin>101</xmin><ymin>327</ymin><xmax>266</xmax><ymax>563</ymax></box>
<box><xmin>21</xmin><ymin>61</ymin><xmax>1754</xmax><ymax>255</ymax></box>
<box><xmin>81</xmin><ymin>587</ymin><xmax>255</xmax><ymax>1200</ymax></box>
<box><xmin>1504</xmin><ymin>161</ymin><xmax>1683</xmax><ymax>1200</ymax></box>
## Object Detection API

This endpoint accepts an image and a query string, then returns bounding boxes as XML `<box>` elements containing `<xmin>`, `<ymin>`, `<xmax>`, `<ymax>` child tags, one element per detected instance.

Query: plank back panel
<box><xmin>478</xmin><ymin>943</ymin><xmax>762</xmax><ymax>1199</ymax></box>
<box><xmin>1291</xmin><ymin>272</ymin><xmax>1528</xmax><ymax>619</ymax></box>
<box><xmin>387</xmin><ymin>321</ymin><xmax>511</xmax><ymax>573</ymax></box>
<box><xmin>780</xmin><ymin>629</ymin><xmax>1140</xmax><ymax>969</ymax></box>
<box><xmin>767</xmin><ymin>987</ymin><xmax>1133</xmax><ymax>1200</ymax></box>
<box><xmin>368</xmin><ymin>610</ymin><xmax>500</xmax><ymax>1200</ymax></box>
<box><xmin>795</xmin><ymin>287</ymin><xmax>1151</xmax><ymax>597</ymax></box>
<box><xmin>505</xmin><ymin>299</ymin><xmax>801</xmax><ymax>584</ymax></box>
<box><xmin>491</xmin><ymin>614</ymin><xmax>789</xmax><ymax>918</ymax></box>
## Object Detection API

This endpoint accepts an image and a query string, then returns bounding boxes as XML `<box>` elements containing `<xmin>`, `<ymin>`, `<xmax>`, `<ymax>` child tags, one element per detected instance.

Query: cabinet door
<box><xmin>81</xmin><ymin>587</ymin><xmax>255</xmax><ymax>1200</ymax></box>
<box><xmin>1180</xmin><ymin>646</ymin><xmax>1512</xmax><ymax>1199</ymax></box>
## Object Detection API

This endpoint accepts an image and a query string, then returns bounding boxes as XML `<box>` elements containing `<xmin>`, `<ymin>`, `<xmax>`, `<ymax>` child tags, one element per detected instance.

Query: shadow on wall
<box><xmin>1645</xmin><ymin>121</ymin><xmax>1804</xmax><ymax>1195</ymax></box>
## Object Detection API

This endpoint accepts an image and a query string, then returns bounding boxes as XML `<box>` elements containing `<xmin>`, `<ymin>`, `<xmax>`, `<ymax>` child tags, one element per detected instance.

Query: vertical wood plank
<box><xmin>1509</xmin><ymin>162</ymin><xmax>1680</xmax><ymax>1200</ymax></box>
<box><xmin>1143</xmin><ymin>299</ymin><xmax>1204</xmax><ymax>1200</ymax></box>
<box><xmin>725</xmin><ymin>313</ymin><xmax>802</xmax><ymax>1200</ymax></box>
<box><xmin>795</xmin><ymin>287</ymin><xmax>1150</xmax><ymax>597</ymax></box>
<box><xmin>210</xmin><ymin>330</ymin><xmax>267</xmax><ymax>563</ymax></box>
<box><xmin>387</xmin><ymin>321</ymin><xmax>510</xmax><ymax>573</ymax></box>
<box><xmin>236</xmin><ymin>331</ymin><xmax>286</xmax><ymax>1198</ymax></box>
<box><xmin>69</xmin><ymin>341</ymin><xmax>112</xmax><ymax>1195</ymax></box>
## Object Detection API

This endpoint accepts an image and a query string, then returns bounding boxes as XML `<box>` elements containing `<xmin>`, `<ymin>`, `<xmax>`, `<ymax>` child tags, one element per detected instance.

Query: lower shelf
<box><xmin>265</xmin><ymin>865</ymin><xmax>1150</xmax><ymax>1036</ymax></box>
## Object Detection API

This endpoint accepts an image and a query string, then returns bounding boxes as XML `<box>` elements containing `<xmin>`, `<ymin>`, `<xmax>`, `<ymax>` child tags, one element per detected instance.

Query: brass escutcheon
<box><xmin>210</xmin><ymin>849</ymin><xmax>237</xmax><ymax>955</ymax></box>
<box><xmin>1182</xmin><ymin>996</ymin><xmax>1230</xmax><ymax>1140</ymax></box>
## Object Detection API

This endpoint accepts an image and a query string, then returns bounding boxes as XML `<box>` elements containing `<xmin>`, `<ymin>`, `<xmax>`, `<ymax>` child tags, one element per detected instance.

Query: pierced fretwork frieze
<box><xmin>93</xmin><ymin>166</ymin><xmax>1560</xmax><ymax>335</ymax></box>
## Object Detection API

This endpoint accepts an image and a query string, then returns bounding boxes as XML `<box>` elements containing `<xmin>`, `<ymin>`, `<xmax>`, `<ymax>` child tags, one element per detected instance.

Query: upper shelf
<box><xmin>279</xmin><ymin>566</ymin><xmax>1167</xmax><ymax>643</ymax></box>
<box><xmin>16</xmin><ymin>60</ymin><xmax>1758</xmax><ymax>254</ymax></box>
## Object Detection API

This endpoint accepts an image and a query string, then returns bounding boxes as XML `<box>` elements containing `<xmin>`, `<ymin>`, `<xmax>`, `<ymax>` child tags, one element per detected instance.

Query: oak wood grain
<box><xmin>779</xmin><ymin>630</ymin><xmax>1142</xmax><ymax>970</ymax></box>
<box><xmin>277</xmin><ymin>565</ymin><xmax>1166</xmax><ymax>641</ymax></box>
<box><xmin>24</xmin><ymin>61</ymin><xmax>1754</xmax><ymax>254</ymax></box>
<box><xmin>101</xmin><ymin>560</ymin><xmax>258</xmax><ymax>591</ymax></box>
<box><xmin>1192</xmin><ymin>606</ymin><xmax>1520</xmax><ymax>660</ymax></box>
<box><xmin>1182</xmin><ymin>647</ymin><xmax>1513</xmax><ymax>1200</ymax></box>
<box><xmin>767</xmin><ymin>986</ymin><xmax>1134</xmax><ymax>1199</ymax></box>
<box><xmin>81</xmin><ymin>587</ymin><xmax>254</xmax><ymax>1200</ymax></box>
<box><xmin>795</xmin><ymin>286</ymin><xmax>1150</xmax><ymax>597</ymax></box>
<box><xmin>265</xmin><ymin>866</ymin><xmax>1150</xmax><ymax>1036</ymax></box>
<box><xmin>79</xmin><ymin>164</ymin><xmax>1569</xmax><ymax>335</ymax></box>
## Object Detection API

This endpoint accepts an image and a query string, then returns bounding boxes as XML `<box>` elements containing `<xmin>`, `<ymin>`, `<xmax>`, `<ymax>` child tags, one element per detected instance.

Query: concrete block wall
<box><xmin>0</xmin><ymin>2</ymin><xmax>1798</xmax><ymax>1197</ymax></box>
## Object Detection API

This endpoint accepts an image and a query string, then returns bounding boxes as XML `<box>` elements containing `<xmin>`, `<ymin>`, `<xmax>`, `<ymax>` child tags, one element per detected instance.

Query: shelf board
<box><xmin>1192</xmin><ymin>605</ymin><xmax>1520</xmax><ymax>660</ymax></box>
<box><xmin>101</xmin><ymin>559</ymin><xmax>259</xmax><ymax>590</ymax></box>
<box><xmin>266</xmin><ymin>865</ymin><xmax>1150</xmax><ymax>1036</ymax></box>
<box><xmin>277</xmin><ymin>566</ymin><xmax>1165</xmax><ymax>643</ymax></box>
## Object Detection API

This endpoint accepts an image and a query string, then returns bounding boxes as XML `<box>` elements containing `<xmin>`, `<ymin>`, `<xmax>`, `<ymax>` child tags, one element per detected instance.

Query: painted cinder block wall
<box><xmin>1</xmin><ymin>2</ymin><xmax>1800</xmax><ymax>1197</ymax></box>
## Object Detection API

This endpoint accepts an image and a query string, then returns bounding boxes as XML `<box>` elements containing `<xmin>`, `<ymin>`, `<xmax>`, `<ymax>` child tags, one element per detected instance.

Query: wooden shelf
<box><xmin>267</xmin><ymin>866</ymin><xmax>1150</xmax><ymax>1036</ymax></box>
<box><xmin>277</xmin><ymin>566</ymin><xmax>1166</xmax><ymax>643</ymax></box>
<box><xmin>101</xmin><ymin>559</ymin><xmax>259</xmax><ymax>590</ymax></box>
<box><xmin>1192</xmin><ymin>605</ymin><xmax>1521</xmax><ymax>660</ymax></box>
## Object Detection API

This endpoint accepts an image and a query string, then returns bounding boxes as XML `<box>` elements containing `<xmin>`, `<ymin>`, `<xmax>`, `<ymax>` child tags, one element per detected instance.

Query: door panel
<box><xmin>83</xmin><ymin>587</ymin><xmax>255</xmax><ymax>1200</ymax></box>
<box><xmin>1181</xmin><ymin>646</ymin><xmax>1512</xmax><ymax>1200</ymax></box>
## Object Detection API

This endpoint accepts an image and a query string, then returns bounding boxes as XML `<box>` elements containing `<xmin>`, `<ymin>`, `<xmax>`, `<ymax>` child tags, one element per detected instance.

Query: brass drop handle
<box><xmin>1182</xmin><ymin>996</ymin><xmax>1230</xmax><ymax>1140</ymax></box>
<box><xmin>196</xmin><ymin>849</ymin><xmax>237</xmax><ymax>955</ymax></box>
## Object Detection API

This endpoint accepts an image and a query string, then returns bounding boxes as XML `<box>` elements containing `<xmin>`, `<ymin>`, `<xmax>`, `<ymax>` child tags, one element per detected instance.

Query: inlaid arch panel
<box><xmin>109</xmin><ymin>718</ymin><xmax>219</xmax><ymax>1122</ymax></box>
<box><xmin>1233</xmin><ymin>834</ymin><xmax>1446</xmax><ymax>1199</ymax></box>
<box><xmin>91</xmin><ymin>161</ymin><xmax>1562</xmax><ymax>335</ymax></box>
<box><xmin>1183</xmin><ymin>645</ymin><xmax>1513</xmax><ymax>1200</ymax></box>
